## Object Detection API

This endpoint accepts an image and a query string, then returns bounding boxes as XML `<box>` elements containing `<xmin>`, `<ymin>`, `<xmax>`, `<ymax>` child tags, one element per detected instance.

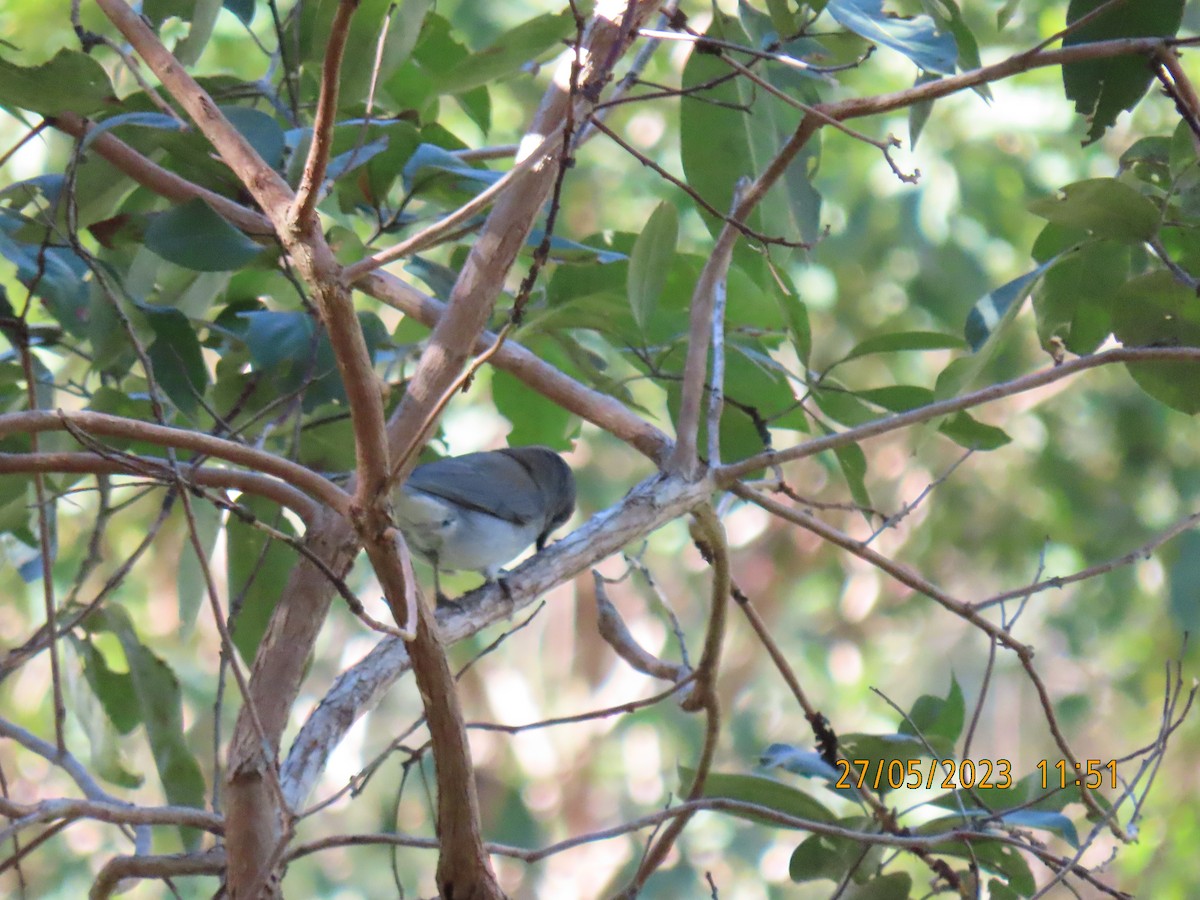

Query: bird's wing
<box><xmin>402</xmin><ymin>452</ymin><xmax>542</xmax><ymax>524</ymax></box>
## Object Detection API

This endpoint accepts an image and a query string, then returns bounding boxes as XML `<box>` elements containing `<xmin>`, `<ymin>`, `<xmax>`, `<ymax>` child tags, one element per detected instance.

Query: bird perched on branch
<box><xmin>393</xmin><ymin>446</ymin><xmax>576</xmax><ymax>603</ymax></box>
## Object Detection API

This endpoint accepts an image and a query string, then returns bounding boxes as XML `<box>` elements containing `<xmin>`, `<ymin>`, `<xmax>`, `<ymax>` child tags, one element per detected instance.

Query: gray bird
<box><xmin>393</xmin><ymin>446</ymin><xmax>575</xmax><ymax>602</ymax></box>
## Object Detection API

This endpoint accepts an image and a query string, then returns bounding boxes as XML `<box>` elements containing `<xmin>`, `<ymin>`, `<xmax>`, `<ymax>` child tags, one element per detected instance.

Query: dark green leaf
<box><xmin>938</xmin><ymin>411</ymin><xmax>1011</xmax><ymax>451</ymax></box>
<box><xmin>908</xmin><ymin>71</ymin><xmax>940</xmax><ymax>148</ymax></box>
<box><xmin>177</xmin><ymin>499</ymin><xmax>222</xmax><ymax>632</ymax></box>
<box><xmin>0</xmin><ymin>49</ymin><xmax>114</xmax><ymax>116</ymax></box>
<box><xmin>437</xmin><ymin>11</ymin><xmax>576</xmax><ymax>95</ymax></box>
<box><xmin>0</xmin><ymin>231</ymin><xmax>91</xmax><ymax>338</ymax></box>
<box><xmin>144</xmin><ymin>199</ymin><xmax>263</xmax><ymax>271</ymax></box>
<box><xmin>827</xmin><ymin>0</ymin><xmax>957</xmax><ymax>74</ymax></box>
<box><xmin>842</xmin><ymin>330</ymin><xmax>966</xmax><ymax>362</ymax></box>
<box><xmin>492</xmin><ymin>342</ymin><xmax>580</xmax><ymax>450</ymax></box>
<box><xmin>237</xmin><ymin>310</ymin><xmax>315</xmax><ymax>372</ymax></box>
<box><xmin>1027</xmin><ymin>179</ymin><xmax>1160</xmax><ymax>243</ymax></box>
<box><xmin>838</xmin><ymin>732</ymin><xmax>945</xmax><ymax>788</ymax></box>
<box><xmin>680</xmin><ymin>11</ymin><xmax>821</xmax><ymax>247</ymax></box>
<box><xmin>84</xmin><ymin>606</ymin><xmax>206</xmax><ymax>849</ymax></box>
<box><xmin>80</xmin><ymin>112</ymin><xmax>185</xmax><ymax>152</ymax></box>
<box><xmin>405</xmin><ymin>256</ymin><xmax>458</xmax><ymax>301</ymax></box>
<box><xmin>789</xmin><ymin>829</ymin><xmax>873</xmax><ymax>883</ymax></box>
<box><xmin>682</xmin><ymin>768</ymin><xmax>836</xmax><ymax>825</ymax></box>
<box><xmin>628</xmin><ymin>201</ymin><xmax>679</xmax><ymax>334</ymax></box>
<box><xmin>227</xmin><ymin>494</ymin><xmax>297</xmax><ymax>663</ymax></box>
<box><xmin>840</xmin><ymin>871</ymin><xmax>911</xmax><ymax>899</ymax></box>
<box><xmin>963</xmin><ymin>259</ymin><xmax>1056</xmax><ymax>353</ymax></box>
<box><xmin>1166</xmin><ymin>530</ymin><xmax>1200</xmax><ymax>632</ymax></box>
<box><xmin>528</xmin><ymin>230</ymin><xmax>628</xmax><ymax>265</ymax></box>
<box><xmin>899</xmin><ymin>674</ymin><xmax>965</xmax><ymax>744</ymax></box>
<box><xmin>857</xmin><ymin>385</ymin><xmax>934</xmax><ymax>412</ymax></box>
<box><xmin>223</xmin><ymin>0</ymin><xmax>255</xmax><ymax>24</ymax></box>
<box><xmin>402</xmin><ymin>143</ymin><xmax>500</xmax><ymax>194</ymax></box>
<box><xmin>1063</xmin><ymin>0</ymin><xmax>1185</xmax><ymax>144</ymax></box>
<box><xmin>1109</xmin><ymin>271</ymin><xmax>1200</xmax><ymax>414</ymax></box>
<box><xmin>222</xmin><ymin>107</ymin><xmax>286</xmax><ymax>169</ymax></box>
<box><xmin>777</xmin><ymin>293</ymin><xmax>811</xmax><ymax>367</ymax></box>
<box><xmin>834</xmin><ymin>441</ymin><xmax>871</xmax><ymax>512</ymax></box>
<box><xmin>74</xmin><ymin>636</ymin><xmax>141</xmax><ymax>735</ymax></box>
<box><xmin>144</xmin><ymin>0</ymin><xmax>193</xmax><ymax>26</ymax></box>
<box><xmin>1032</xmin><ymin>240</ymin><xmax>1127</xmax><ymax>354</ymax></box>
<box><xmin>138</xmin><ymin>304</ymin><xmax>209</xmax><ymax>415</ymax></box>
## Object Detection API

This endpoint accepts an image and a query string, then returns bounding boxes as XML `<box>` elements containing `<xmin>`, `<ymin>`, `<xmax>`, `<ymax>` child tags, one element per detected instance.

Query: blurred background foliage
<box><xmin>1</xmin><ymin>0</ymin><xmax>1200</xmax><ymax>897</ymax></box>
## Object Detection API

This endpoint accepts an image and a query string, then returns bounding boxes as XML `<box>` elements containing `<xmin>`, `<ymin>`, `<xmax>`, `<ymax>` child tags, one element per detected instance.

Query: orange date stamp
<box><xmin>834</xmin><ymin>758</ymin><xmax>1014</xmax><ymax>791</ymax></box>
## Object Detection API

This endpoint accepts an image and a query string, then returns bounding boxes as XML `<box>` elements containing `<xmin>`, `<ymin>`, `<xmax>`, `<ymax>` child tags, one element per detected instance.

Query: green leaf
<box><xmin>1032</xmin><ymin>240</ymin><xmax>1128</xmax><ymax>354</ymax></box>
<box><xmin>814</xmin><ymin>385</ymin><xmax>877</xmax><ymax>426</ymax></box>
<box><xmin>492</xmin><ymin>361</ymin><xmax>579</xmax><ymax>451</ymax></box>
<box><xmin>80</xmin><ymin>112</ymin><xmax>186</xmax><ymax>153</ymax></box>
<box><xmin>0</xmin><ymin>231</ymin><xmax>91</xmax><ymax>338</ymax></box>
<box><xmin>222</xmin><ymin>107</ymin><xmax>286</xmax><ymax>170</ymax></box>
<box><xmin>908</xmin><ymin>71</ymin><xmax>940</xmax><ymax>148</ymax></box>
<box><xmin>927</xmin><ymin>835</ymin><xmax>1036</xmax><ymax>894</ymax></box>
<box><xmin>777</xmin><ymin>293</ymin><xmax>812</xmax><ymax>367</ymax></box>
<box><xmin>1027</xmin><ymin>178</ymin><xmax>1160</xmax><ymax>243</ymax></box>
<box><xmin>1109</xmin><ymin>271</ymin><xmax>1200</xmax><ymax>414</ymax></box>
<box><xmin>963</xmin><ymin>260</ymin><xmax>1055</xmax><ymax>353</ymax></box>
<box><xmin>682</xmin><ymin>768</ymin><xmax>836</xmax><ymax>826</ymax></box>
<box><xmin>437</xmin><ymin>11</ymin><xmax>576</xmax><ymax>95</ymax></box>
<box><xmin>834</xmin><ymin>441</ymin><xmax>871</xmax><ymax>512</ymax></box>
<box><xmin>680</xmin><ymin>10</ymin><xmax>822</xmax><ymax>247</ymax></box>
<box><xmin>144</xmin><ymin>0</ymin><xmax>193</xmax><ymax>26</ymax></box>
<box><xmin>138</xmin><ymin>304</ymin><xmax>209</xmax><ymax>415</ymax></box>
<box><xmin>857</xmin><ymin>385</ymin><xmax>934</xmax><ymax>412</ymax></box>
<box><xmin>789</xmin><ymin>823</ymin><xmax>881</xmax><ymax>883</ymax></box>
<box><xmin>840</xmin><ymin>872</ymin><xmax>912</xmax><ymax>899</ymax></box>
<box><xmin>83</xmin><ymin>606</ymin><xmax>206</xmax><ymax>849</ymax></box>
<box><xmin>402</xmin><ymin>143</ymin><xmax>500</xmax><ymax>196</ymax></box>
<box><xmin>0</xmin><ymin>49</ymin><xmax>114</xmax><ymax>116</ymax></box>
<box><xmin>528</xmin><ymin>230</ymin><xmax>628</xmax><ymax>265</ymax></box>
<box><xmin>177</xmin><ymin>499</ymin><xmax>223</xmax><ymax>633</ymax></box>
<box><xmin>74</xmin><ymin>636</ymin><xmax>141</xmax><ymax>735</ymax></box>
<box><xmin>627</xmin><ymin>201</ymin><xmax>679</xmax><ymax>335</ymax></box>
<box><xmin>827</xmin><ymin>0</ymin><xmax>957</xmax><ymax>75</ymax></box>
<box><xmin>144</xmin><ymin>199</ymin><xmax>263</xmax><ymax>272</ymax></box>
<box><xmin>1063</xmin><ymin>0</ymin><xmax>1185</xmax><ymax>144</ymax></box>
<box><xmin>223</xmin><ymin>0</ymin><xmax>255</xmax><ymax>24</ymax></box>
<box><xmin>1166</xmin><ymin>530</ymin><xmax>1200</xmax><ymax>632</ymax></box>
<box><xmin>922</xmin><ymin>0</ymin><xmax>986</xmax><ymax>92</ymax></box>
<box><xmin>900</xmin><ymin>674</ymin><xmax>965</xmax><ymax>744</ymax></box>
<box><xmin>841</xmin><ymin>330</ymin><xmax>966</xmax><ymax>363</ymax></box>
<box><xmin>227</xmin><ymin>494</ymin><xmax>297</xmax><ymax>664</ymax></box>
<box><xmin>938</xmin><ymin>411</ymin><xmax>1011</xmax><ymax>451</ymax></box>
<box><xmin>762</xmin><ymin>0</ymin><xmax>797</xmax><ymax>36</ymax></box>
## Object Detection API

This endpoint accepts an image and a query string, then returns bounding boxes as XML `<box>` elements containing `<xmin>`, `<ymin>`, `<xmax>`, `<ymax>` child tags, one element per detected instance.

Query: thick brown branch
<box><xmin>292</xmin><ymin>0</ymin><xmax>359</xmax><ymax>229</ymax></box>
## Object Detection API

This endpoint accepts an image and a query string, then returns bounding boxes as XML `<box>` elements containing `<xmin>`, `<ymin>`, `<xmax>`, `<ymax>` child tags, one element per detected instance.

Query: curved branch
<box><xmin>720</xmin><ymin>346</ymin><xmax>1200</xmax><ymax>481</ymax></box>
<box><xmin>47</xmin><ymin>112</ymin><xmax>275</xmax><ymax>235</ymax></box>
<box><xmin>0</xmin><ymin>410</ymin><xmax>349</xmax><ymax>515</ymax></box>
<box><xmin>0</xmin><ymin>451</ymin><xmax>321</xmax><ymax>522</ymax></box>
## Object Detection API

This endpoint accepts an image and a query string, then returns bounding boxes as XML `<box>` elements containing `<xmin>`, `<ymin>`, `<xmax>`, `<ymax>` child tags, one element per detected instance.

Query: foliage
<box><xmin>1</xmin><ymin>0</ymin><xmax>1199</xmax><ymax>897</ymax></box>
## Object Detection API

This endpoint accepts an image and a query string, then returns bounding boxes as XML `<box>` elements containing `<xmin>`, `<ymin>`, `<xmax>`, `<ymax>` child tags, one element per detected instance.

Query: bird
<box><xmin>393</xmin><ymin>446</ymin><xmax>576</xmax><ymax>603</ymax></box>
